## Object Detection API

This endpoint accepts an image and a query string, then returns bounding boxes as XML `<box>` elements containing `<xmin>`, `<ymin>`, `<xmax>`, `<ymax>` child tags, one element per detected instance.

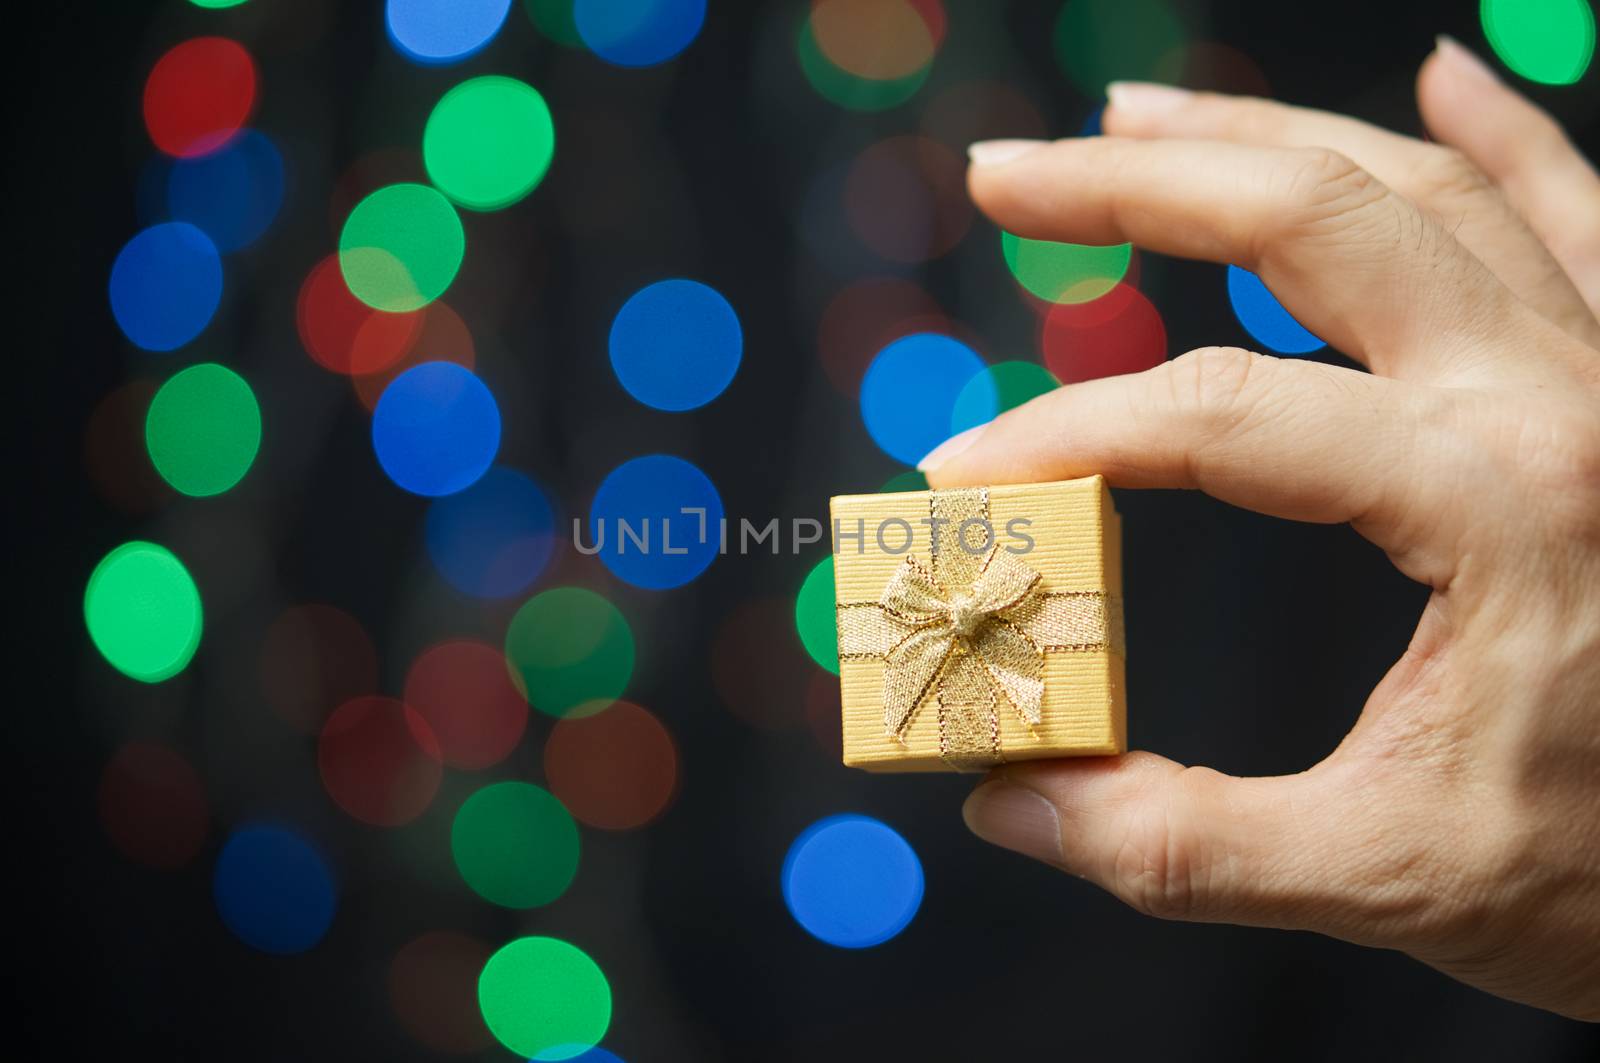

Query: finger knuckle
<box><xmin>1414</xmin><ymin>145</ymin><xmax>1493</xmax><ymax>203</ymax></box>
<box><xmin>1276</xmin><ymin>147</ymin><xmax>1385</xmax><ymax>232</ymax></box>
<box><xmin>1163</xmin><ymin>345</ymin><xmax>1269</xmax><ymax>426</ymax></box>
<box><xmin>1110</xmin><ymin>767</ymin><xmax>1224</xmax><ymax>921</ymax></box>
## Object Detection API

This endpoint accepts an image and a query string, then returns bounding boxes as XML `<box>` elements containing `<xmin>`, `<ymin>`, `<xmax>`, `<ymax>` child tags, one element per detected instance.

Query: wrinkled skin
<box><xmin>922</xmin><ymin>39</ymin><xmax>1600</xmax><ymax>1019</ymax></box>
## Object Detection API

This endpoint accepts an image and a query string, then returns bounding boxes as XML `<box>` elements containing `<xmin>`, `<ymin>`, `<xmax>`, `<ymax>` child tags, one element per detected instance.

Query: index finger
<box><xmin>967</xmin><ymin>136</ymin><xmax>1519</xmax><ymax>383</ymax></box>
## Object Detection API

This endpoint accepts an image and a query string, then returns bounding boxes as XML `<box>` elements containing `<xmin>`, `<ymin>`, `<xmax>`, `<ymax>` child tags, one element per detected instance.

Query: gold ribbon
<box><xmin>836</xmin><ymin>487</ymin><xmax>1115</xmax><ymax>771</ymax></box>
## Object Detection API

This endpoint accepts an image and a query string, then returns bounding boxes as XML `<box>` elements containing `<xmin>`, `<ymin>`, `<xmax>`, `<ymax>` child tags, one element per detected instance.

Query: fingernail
<box><xmin>1435</xmin><ymin>34</ymin><xmax>1499</xmax><ymax>85</ymax></box>
<box><xmin>917</xmin><ymin>424</ymin><xmax>985</xmax><ymax>473</ymax></box>
<box><xmin>963</xmin><ymin>781</ymin><xmax>1063</xmax><ymax>864</ymax></box>
<box><xmin>1106</xmin><ymin>81</ymin><xmax>1193</xmax><ymax>114</ymax></box>
<box><xmin>967</xmin><ymin>139</ymin><xmax>1047</xmax><ymax>167</ymax></box>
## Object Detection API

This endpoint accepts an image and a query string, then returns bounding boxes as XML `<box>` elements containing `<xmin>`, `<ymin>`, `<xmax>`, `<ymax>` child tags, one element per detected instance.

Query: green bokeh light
<box><xmin>145</xmin><ymin>363</ymin><xmax>261</xmax><ymax>497</ymax></box>
<box><xmin>339</xmin><ymin>183</ymin><xmax>465</xmax><ymax>313</ymax></box>
<box><xmin>523</xmin><ymin>0</ymin><xmax>583</xmax><ymax>48</ymax></box>
<box><xmin>952</xmin><ymin>361</ymin><xmax>1060</xmax><ymax>434</ymax></box>
<box><xmin>880</xmin><ymin>470</ymin><xmax>928</xmax><ymax>493</ymax></box>
<box><xmin>505</xmin><ymin>588</ymin><xmax>635</xmax><ymax>718</ymax></box>
<box><xmin>425</xmin><ymin>76</ymin><xmax>555</xmax><ymax>211</ymax></box>
<box><xmin>190</xmin><ymin>0</ymin><xmax>248</xmax><ymax>8</ymax></box>
<box><xmin>1481</xmin><ymin>0</ymin><xmax>1595</xmax><ymax>85</ymax></box>
<box><xmin>452</xmin><ymin>782</ymin><xmax>579</xmax><ymax>908</ymax></box>
<box><xmin>478</xmin><ymin>936</ymin><xmax>611</xmax><ymax>1061</ymax></box>
<box><xmin>795</xmin><ymin>555</ymin><xmax>838</xmax><ymax>675</ymax></box>
<box><xmin>1053</xmin><ymin>0</ymin><xmax>1187</xmax><ymax>96</ymax></box>
<box><xmin>1002</xmin><ymin>231</ymin><xmax>1131</xmax><ymax>304</ymax></box>
<box><xmin>796</xmin><ymin>18</ymin><xmax>928</xmax><ymax>112</ymax></box>
<box><xmin>85</xmin><ymin>542</ymin><xmax>202</xmax><ymax>683</ymax></box>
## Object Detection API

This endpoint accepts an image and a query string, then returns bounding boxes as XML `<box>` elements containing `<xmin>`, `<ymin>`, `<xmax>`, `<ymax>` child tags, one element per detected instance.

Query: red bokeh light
<box><xmin>296</xmin><ymin>254</ymin><xmax>424</xmax><ymax>376</ymax></box>
<box><xmin>544</xmin><ymin>701</ymin><xmax>678</xmax><ymax>830</ymax></box>
<box><xmin>1040</xmin><ymin>282</ymin><xmax>1168</xmax><ymax>384</ymax></box>
<box><xmin>143</xmin><ymin>37</ymin><xmax>257</xmax><ymax>158</ymax></box>
<box><xmin>260</xmin><ymin>604</ymin><xmax>379</xmax><ymax>735</ymax></box>
<box><xmin>804</xmin><ymin>670</ymin><xmax>845</xmax><ymax>763</ymax></box>
<box><xmin>711</xmin><ymin>598</ymin><xmax>815</xmax><ymax>730</ymax></box>
<box><xmin>318</xmin><ymin>696</ymin><xmax>443</xmax><ymax>827</ymax></box>
<box><xmin>403</xmin><ymin>639</ymin><xmax>528</xmax><ymax>771</ymax></box>
<box><xmin>816</xmin><ymin>277</ymin><xmax>947</xmax><ymax>396</ymax></box>
<box><xmin>352</xmin><ymin>301</ymin><xmax>476</xmax><ymax>411</ymax></box>
<box><xmin>83</xmin><ymin>380</ymin><xmax>173</xmax><ymax>516</ymax></box>
<box><xmin>98</xmin><ymin>742</ymin><xmax>209</xmax><ymax>870</ymax></box>
<box><xmin>388</xmin><ymin>932</ymin><xmax>494</xmax><ymax>1055</ymax></box>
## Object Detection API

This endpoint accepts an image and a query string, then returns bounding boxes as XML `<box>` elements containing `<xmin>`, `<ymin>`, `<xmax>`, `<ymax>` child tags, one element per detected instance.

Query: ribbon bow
<box><xmin>879</xmin><ymin>546</ymin><xmax>1046</xmax><ymax>742</ymax></box>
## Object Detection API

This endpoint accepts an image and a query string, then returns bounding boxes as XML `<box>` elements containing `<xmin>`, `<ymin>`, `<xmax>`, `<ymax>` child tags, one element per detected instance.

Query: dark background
<box><xmin>25</xmin><ymin>0</ymin><xmax>1600</xmax><ymax>1059</ymax></box>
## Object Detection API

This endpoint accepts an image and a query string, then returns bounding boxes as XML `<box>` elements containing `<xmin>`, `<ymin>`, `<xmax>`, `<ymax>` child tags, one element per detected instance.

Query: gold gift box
<box><xmin>830</xmin><ymin>475</ymin><xmax>1125</xmax><ymax>772</ymax></box>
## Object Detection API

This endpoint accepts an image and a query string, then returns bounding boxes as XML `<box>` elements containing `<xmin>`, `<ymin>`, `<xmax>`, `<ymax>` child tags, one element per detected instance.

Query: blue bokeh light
<box><xmin>557</xmin><ymin>1051</ymin><xmax>625</xmax><ymax>1063</ymax></box>
<box><xmin>425</xmin><ymin>466</ymin><xmax>556</xmax><ymax>598</ymax></box>
<box><xmin>1226</xmin><ymin>265</ymin><xmax>1325</xmax><ymax>355</ymax></box>
<box><xmin>386</xmin><ymin>0</ymin><xmax>512</xmax><ymax>64</ymax></box>
<box><xmin>589</xmin><ymin>454</ymin><xmax>722</xmax><ymax>590</ymax></box>
<box><xmin>574</xmin><ymin>0</ymin><xmax>706</xmax><ymax>67</ymax></box>
<box><xmin>860</xmin><ymin>333</ymin><xmax>987</xmax><ymax>465</ymax></box>
<box><xmin>109</xmin><ymin>222</ymin><xmax>223</xmax><ymax>352</ymax></box>
<box><xmin>213</xmin><ymin>824</ymin><xmax>336</xmax><ymax>955</ymax></box>
<box><xmin>373</xmin><ymin>361</ymin><xmax>501</xmax><ymax>497</ymax></box>
<box><xmin>166</xmin><ymin>130</ymin><xmax>284</xmax><ymax>252</ymax></box>
<box><xmin>782</xmin><ymin>814</ymin><xmax>924</xmax><ymax>949</ymax></box>
<box><xmin>948</xmin><ymin>370</ymin><xmax>1002</xmax><ymax>437</ymax></box>
<box><xmin>609</xmin><ymin>279</ymin><xmax>742</xmax><ymax>411</ymax></box>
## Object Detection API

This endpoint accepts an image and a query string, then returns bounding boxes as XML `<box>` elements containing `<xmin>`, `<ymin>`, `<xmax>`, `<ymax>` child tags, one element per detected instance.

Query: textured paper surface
<box><xmin>831</xmin><ymin>475</ymin><xmax>1125</xmax><ymax>772</ymax></box>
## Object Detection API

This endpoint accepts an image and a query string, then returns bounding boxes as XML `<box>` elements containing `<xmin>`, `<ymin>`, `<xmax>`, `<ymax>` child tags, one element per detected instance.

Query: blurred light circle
<box><xmin>372</xmin><ymin>362</ymin><xmax>501</xmax><ymax>497</ymax></box>
<box><xmin>796</xmin><ymin>14</ymin><xmax>928</xmax><ymax>111</ymax></box>
<box><xmin>525</xmin><ymin>0</ymin><xmax>585</xmax><ymax>47</ymax></box>
<box><xmin>1053</xmin><ymin>0</ymin><xmax>1186</xmax><ymax>96</ymax></box>
<box><xmin>1226</xmin><ymin>265</ymin><xmax>1324</xmax><ymax>355</ymax></box>
<box><xmin>85</xmin><ymin>542</ymin><xmax>202</xmax><ymax>683</ymax></box>
<box><xmin>1042</xmin><ymin>282</ymin><xmax>1168</xmax><ymax>382</ymax></box>
<box><xmin>809</xmin><ymin>0</ymin><xmax>940</xmax><ymax>80</ymax></box>
<box><xmin>590</xmin><ymin>455</ymin><xmax>722</xmax><ymax>589</ymax></box>
<box><xmin>573</xmin><ymin>0</ymin><xmax>706</xmax><ymax>68</ymax></box>
<box><xmin>609</xmin><ymin>279</ymin><xmax>742</xmax><ymax>411</ymax></box>
<box><xmin>844</xmin><ymin>135</ymin><xmax>970</xmax><ymax>263</ymax></box>
<box><xmin>260</xmin><ymin>604</ymin><xmax>378</xmax><ymax>734</ymax></box>
<box><xmin>860</xmin><ymin>333</ymin><xmax>985</xmax><ymax>465</ymax></box>
<box><xmin>297</xmin><ymin>253</ymin><xmax>424</xmax><ymax>376</ymax></box>
<box><xmin>950</xmin><ymin>361</ymin><xmax>1057</xmax><ymax>435</ymax></box>
<box><xmin>804</xmin><ymin>670</ymin><xmax>844</xmax><ymax>761</ymax></box>
<box><xmin>84</xmin><ymin>381</ymin><xmax>173</xmax><ymax>515</ymax></box>
<box><xmin>564</xmin><ymin>1050</ymin><xmax>625</xmax><ymax>1063</ymax></box>
<box><xmin>1002</xmin><ymin>231</ymin><xmax>1131</xmax><ymax>305</ymax></box>
<box><xmin>353</xmin><ymin>300</ymin><xmax>474</xmax><ymax>410</ymax></box>
<box><xmin>318</xmin><ymin>696</ymin><xmax>444</xmax><ymax>826</ymax></box>
<box><xmin>504</xmin><ymin>588</ymin><xmax>635</xmax><ymax>718</ymax></box>
<box><xmin>794</xmin><ymin>556</ymin><xmax>838</xmax><ymax>675</ymax></box>
<box><xmin>213</xmin><ymin>824</ymin><xmax>336</xmax><ymax>954</ymax></box>
<box><xmin>920</xmin><ymin>80</ymin><xmax>1047</xmax><ymax>148</ymax></box>
<box><xmin>387</xmin><ymin>0</ymin><xmax>512</xmax><ymax>65</ymax></box>
<box><xmin>329</xmin><ymin>147</ymin><xmax>429</xmax><ymax>238</ymax></box>
<box><xmin>190</xmin><ymin>0</ymin><xmax>249</xmax><ymax>8</ymax></box>
<box><xmin>143</xmin><ymin>37</ymin><xmax>257</xmax><ymax>157</ymax></box>
<box><xmin>544</xmin><ymin>701</ymin><xmax>678</xmax><ymax>830</ymax></box>
<box><xmin>424</xmin><ymin>76</ymin><xmax>555</xmax><ymax>210</ymax></box>
<box><xmin>339</xmin><ymin>183</ymin><xmax>465</xmax><ymax>312</ymax></box>
<box><xmin>109</xmin><ymin>222</ymin><xmax>223</xmax><ymax>352</ymax></box>
<box><xmin>880</xmin><ymin>470</ymin><xmax>927</xmax><ymax>492</ymax></box>
<box><xmin>712</xmin><ymin>597</ymin><xmax>815</xmax><ymax>730</ymax></box>
<box><xmin>425</xmin><ymin>467</ymin><xmax>556</xmax><ymax>598</ymax></box>
<box><xmin>817</xmin><ymin>278</ymin><xmax>946</xmax><ymax>396</ymax></box>
<box><xmin>451</xmin><ymin>781</ymin><xmax>579</xmax><ymax>908</ymax></box>
<box><xmin>1169</xmin><ymin>41</ymin><xmax>1272</xmax><ymax>96</ymax></box>
<box><xmin>390</xmin><ymin>932</ymin><xmax>495</xmax><ymax>1054</ymax></box>
<box><xmin>478</xmin><ymin>937</ymin><xmax>611</xmax><ymax>1060</ymax></box>
<box><xmin>404</xmin><ymin>639</ymin><xmax>530</xmax><ymax>770</ymax></box>
<box><xmin>98</xmin><ymin>742</ymin><xmax>208</xmax><ymax>869</ymax></box>
<box><xmin>166</xmin><ymin>129</ymin><xmax>283</xmax><ymax>252</ymax></box>
<box><xmin>1482</xmin><ymin>0</ymin><xmax>1595</xmax><ymax>85</ymax></box>
<box><xmin>782</xmin><ymin>814</ymin><xmax>923</xmax><ymax>948</ymax></box>
<box><xmin>145</xmin><ymin>363</ymin><xmax>261</xmax><ymax>497</ymax></box>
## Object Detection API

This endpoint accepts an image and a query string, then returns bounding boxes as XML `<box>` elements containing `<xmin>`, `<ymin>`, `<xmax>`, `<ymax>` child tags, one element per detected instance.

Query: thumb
<box><xmin>963</xmin><ymin>752</ymin><xmax>1363</xmax><ymax>929</ymax></box>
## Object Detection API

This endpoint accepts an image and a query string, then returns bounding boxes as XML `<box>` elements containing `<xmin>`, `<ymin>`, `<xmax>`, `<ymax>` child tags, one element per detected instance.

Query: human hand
<box><xmin>920</xmin><ymin>37</ymin><xmax>1600</xmax><ymax>1019</ymax></box>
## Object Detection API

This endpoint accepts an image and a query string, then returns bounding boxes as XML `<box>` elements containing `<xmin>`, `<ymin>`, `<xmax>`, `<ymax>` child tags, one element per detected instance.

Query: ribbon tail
<box><xmin>881</xmin><ymin>628</ymin><xmax>954</xmax><ymax>738</ymax></box>
<box><xmin>972</xmin><ymin>619</ymin><xmax>1045</xmax><ymax>726</ymax></box>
